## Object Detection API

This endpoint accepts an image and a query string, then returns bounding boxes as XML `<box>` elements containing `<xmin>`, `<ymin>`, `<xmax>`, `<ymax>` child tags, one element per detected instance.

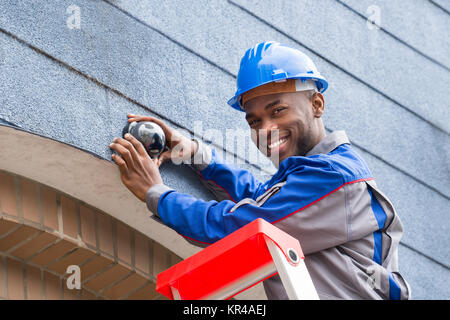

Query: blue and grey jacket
<box><xmin>146</xmin><ymin>131</ymin><xmax>411</xmax><ymax>300</ymax></box>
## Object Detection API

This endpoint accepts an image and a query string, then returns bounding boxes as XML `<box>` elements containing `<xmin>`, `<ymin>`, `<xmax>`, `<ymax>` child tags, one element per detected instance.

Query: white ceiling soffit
<box><xmin>0</xmin><ymin>124</ymin><xmax>201</xmax><ymax>259</ymax></box>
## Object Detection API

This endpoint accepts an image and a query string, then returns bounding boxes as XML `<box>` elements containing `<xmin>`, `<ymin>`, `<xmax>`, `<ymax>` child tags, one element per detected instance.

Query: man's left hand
<box><xmin>109</xmin><ymin>133</ymin><xmax>163</xmax><ymax>202</ymax></box>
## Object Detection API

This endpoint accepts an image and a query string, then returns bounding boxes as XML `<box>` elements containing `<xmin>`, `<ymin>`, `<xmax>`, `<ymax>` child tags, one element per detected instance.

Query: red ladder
<box><xmin>156</xmin><ymin>218</ymin><xmax>319</xmax><ymax>300</ymax></box>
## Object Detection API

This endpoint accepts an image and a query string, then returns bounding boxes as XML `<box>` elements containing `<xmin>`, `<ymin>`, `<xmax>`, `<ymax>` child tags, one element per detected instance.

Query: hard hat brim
<box><xmin>228</xmin><ymin>75</ymin><xmax>328</xmax><ymax>112</ymax></box>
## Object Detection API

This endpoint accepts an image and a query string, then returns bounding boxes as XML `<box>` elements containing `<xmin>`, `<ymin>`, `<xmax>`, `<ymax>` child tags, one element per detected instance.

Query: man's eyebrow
<box><xmin>264</xmin><ymin>99</ymin><xmax>281</xmax><ymax>111</ymax></box>
<box><xmin>245</xmin><ymin>99</ymin><xmax>281</xmax><ymax>121</ymax></box>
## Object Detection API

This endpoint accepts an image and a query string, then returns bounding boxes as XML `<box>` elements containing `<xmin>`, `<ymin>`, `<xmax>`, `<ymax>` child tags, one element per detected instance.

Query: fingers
<box><xmin>127</xmin><ymin>114</ymin><xmax>163</xmax><ymax>126</ymax></box>
<box><xmin>111</xmin><ymin>153</ymin><xmax>128</xmax><ymax>176</ymax></box>
<box><xmin>111</xmin><ymin>132</ymin><xmax>171</xmax><ymax>170</ymax></box>
<box><xmin>127</xmin><ymin>114</ymin><xmax>171</xmax><ymax>138</ymax></box>
<box><xmin>110</xmin><ymin>138</ymin><xmax>138</xmax><ymax>166</ymax></box>
<box><xmin>123</xmin><ymin>133</ymin><xmax>148</xmax><ymax>158</ymax></box>
<box><xmin>156</xmin><ymin>150</ymin><xmax>172</xmax><ymax>168</ymax></box>
<box><xmin>127</xmin><ymin>114</ymin><xmax>150</xmax><ymax>122</ymax></box>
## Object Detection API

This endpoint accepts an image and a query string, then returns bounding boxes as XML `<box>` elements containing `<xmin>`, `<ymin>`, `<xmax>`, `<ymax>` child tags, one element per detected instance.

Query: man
<box><xmin>109</xmin><ymin>41</ymin><xmax>410</xmax><ymax>300</ymax></box>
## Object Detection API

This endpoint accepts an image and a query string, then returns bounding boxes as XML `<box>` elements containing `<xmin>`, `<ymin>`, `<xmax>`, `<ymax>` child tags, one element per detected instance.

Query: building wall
<box><xmin>0</xmin><ymin>0</ymin><xmax>448</xmax><ymax>299</ymax></box>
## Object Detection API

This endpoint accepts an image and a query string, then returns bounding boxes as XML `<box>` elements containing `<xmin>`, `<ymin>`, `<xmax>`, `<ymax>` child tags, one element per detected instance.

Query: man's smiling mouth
<box><xmin>264</xmin><ymin>132</ymin><xmax>291</xmax><ymax>156</ymax></box>
<box><xmin>268</xmin><ymin>136</ymin><xmax>288</xmax><ymax>149</ymax></box>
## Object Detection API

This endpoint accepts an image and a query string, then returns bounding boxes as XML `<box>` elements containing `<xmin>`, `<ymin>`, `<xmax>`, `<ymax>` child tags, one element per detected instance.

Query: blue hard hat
<box><xmin>228</xmin><ymin>41</ymin><xmax>328</xmax><ymax>111</ymax></box>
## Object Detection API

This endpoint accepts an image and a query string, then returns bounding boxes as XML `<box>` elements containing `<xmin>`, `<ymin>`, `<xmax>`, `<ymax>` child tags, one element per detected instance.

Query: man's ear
<box><xmin>311</xmin><ymin>92</ymin><xmax>325</xmax><ymax>118</ymax></box>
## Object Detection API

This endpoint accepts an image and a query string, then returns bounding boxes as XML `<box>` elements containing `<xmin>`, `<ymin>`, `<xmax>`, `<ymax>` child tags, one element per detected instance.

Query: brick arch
<box><xmin>0</xmin><ymin>170</ymin><xmax>180</xmax><ymax>300</ymax></box>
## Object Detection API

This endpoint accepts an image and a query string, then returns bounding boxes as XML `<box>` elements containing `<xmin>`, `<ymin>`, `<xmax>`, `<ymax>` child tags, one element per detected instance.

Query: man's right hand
<box><xmin>127</xmin><ymin>114</ymin><xmax>198</xmax><ymax>167</ymax></box>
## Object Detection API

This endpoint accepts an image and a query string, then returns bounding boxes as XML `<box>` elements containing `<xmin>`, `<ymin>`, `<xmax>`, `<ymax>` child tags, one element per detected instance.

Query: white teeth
<box><xmin>268</xmin><ymin>138</ymin><xmax>287</xmax><ymax>149</ymax></box>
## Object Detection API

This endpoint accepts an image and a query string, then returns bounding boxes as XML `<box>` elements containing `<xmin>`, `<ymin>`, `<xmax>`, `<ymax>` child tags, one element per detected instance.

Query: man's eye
<box><xmin>248</xmin><ymin>119</ymin><xmax>260</xmax><ymax>126</ymax></box>
<box><xmin>273</xmin><ymin>107</ymin><xmax>286</xmax><ymax>114</ymax></box>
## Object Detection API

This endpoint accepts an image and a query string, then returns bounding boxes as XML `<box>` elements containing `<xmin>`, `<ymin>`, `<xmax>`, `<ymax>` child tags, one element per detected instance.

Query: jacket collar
<box><xmin>269</xmin><ymin>131</ymin><xmax>350</xmax><ymax>184</ymax></box>
<box><xmin>305</xmin><ymin>130</ymin><xmax>350</xmax><ymax>157</ymax></box>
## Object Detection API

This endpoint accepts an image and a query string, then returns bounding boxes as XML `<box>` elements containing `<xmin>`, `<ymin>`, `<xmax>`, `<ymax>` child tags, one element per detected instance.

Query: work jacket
<box><xmin>146</xmin><ymin>131</ymin><xmax>411</xmax><ymax>300</ymax></box>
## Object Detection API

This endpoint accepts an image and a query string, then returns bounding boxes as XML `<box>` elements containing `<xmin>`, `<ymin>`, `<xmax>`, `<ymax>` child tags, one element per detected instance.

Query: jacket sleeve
<box><xmin>154</xmin><ymin>158</ymin><xmax>379</xmax><ymax>252</ymax></box>
<box><xmin>189</xmin><ymin>140</ymin><xmax>264</xmax><ymax>203</ymax></box>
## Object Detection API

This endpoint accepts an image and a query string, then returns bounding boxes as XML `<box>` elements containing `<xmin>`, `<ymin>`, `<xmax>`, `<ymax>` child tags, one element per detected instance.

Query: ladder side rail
<box><xmin>265</xmin><ymin>238</ymin><xmax>319</xmax><ymax>300</ymax></box>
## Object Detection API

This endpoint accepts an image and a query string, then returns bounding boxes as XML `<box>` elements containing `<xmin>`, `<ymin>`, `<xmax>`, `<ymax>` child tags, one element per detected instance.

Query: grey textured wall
<box><xmin>0</xmin><ymin>0</ymin><xmax>448</xmax><ymax>299</ymax></box>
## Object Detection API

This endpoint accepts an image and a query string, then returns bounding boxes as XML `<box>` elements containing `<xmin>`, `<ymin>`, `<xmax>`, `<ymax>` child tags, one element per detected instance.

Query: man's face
<box><xmin>244</xmin><ymin>91</ymin><xmax>324</xmax><ymax>164</ymax></box>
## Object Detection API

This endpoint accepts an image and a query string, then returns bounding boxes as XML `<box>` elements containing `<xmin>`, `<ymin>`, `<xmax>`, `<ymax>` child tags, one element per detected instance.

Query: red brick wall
<box><xmin>0</xmin><ymin>170</ymin><xmax>181</xmax><ymax>300</ymax></box>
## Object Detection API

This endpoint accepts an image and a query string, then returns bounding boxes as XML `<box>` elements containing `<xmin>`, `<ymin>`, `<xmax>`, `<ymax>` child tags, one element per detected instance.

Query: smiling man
<box><xmin>109</xmin><ymin>41</ymin><xmax>410</xmax><ymax>300</ymax></box>
<box><xmin>244</xmin><ymin>81</ymin><xmax>325</xmax><ymax>165</ymax></box>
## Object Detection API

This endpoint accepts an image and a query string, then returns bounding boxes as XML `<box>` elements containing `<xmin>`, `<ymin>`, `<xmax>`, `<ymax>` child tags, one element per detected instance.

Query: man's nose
<box><xmin>259</xmin><ymin>120</ymin><xmax>279</xmax><ymax>142</ymax></box>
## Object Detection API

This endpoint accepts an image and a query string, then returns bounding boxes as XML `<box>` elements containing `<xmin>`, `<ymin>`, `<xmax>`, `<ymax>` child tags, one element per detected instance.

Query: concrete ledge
<box><xmin>0</xmin><ymin>124</ymin><xmax>267</xmax><ymax>299</ymax></box>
